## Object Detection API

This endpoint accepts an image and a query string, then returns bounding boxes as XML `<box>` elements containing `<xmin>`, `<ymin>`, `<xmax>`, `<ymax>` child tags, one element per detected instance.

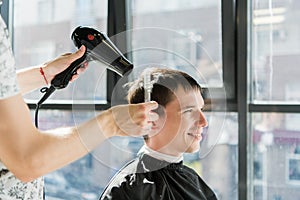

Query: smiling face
<box><xmin>126</xmin><ymin>67</ymin><xmax>207</xmax><ymax>157</ymax></box>
<box><xmin>146</xmin><ymin>86</ymin><xmax>208</xmax><ymax>157</ymax></box>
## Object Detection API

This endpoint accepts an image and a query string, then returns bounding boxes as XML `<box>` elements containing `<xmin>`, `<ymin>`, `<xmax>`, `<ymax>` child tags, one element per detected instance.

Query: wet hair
<box><xmin>126</xmin><ymin>67</ymin><xmax>202</xmax><ymax>110</ymax></box>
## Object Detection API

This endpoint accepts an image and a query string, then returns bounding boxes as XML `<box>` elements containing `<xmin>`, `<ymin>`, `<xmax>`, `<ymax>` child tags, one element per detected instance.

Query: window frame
<box><xmin>246</xmin><ymin>0</ymin><xmax>300</xmax><ymax>200</ymax></box>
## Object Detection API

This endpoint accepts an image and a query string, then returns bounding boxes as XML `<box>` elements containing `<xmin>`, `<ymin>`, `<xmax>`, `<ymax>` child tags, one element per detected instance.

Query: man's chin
<box><xmin>186</xmin><ymin>145</ymin><xmax>200</xmax><ymax>154</ymax></box>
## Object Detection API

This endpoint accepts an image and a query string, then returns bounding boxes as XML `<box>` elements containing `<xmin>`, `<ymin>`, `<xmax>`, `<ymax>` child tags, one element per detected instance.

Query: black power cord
<box><xmin>35</xmin><ymin>86</ymin><xmax>56</xmax><ymax>128</ymax></box>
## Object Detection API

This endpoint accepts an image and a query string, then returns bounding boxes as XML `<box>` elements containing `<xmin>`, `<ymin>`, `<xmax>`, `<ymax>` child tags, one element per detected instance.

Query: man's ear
<box><xmin>148</xmin><ymin>111</ymin><xmax>166</xmax><ymax>137</ymax></box>
<box><xmin>147</xmin><ymin>122</ymin><xmax>160</xmax><ymax>138</ymax></box>
<box><xmin>151</xmin><ymin>121</ymin><xmax>160</xmax><ymax>130</ymax></box>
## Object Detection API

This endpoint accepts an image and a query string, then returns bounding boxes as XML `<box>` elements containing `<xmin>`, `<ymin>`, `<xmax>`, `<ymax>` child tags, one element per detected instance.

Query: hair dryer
<box><xmin>35</xmin><ymin>26</ymin><xmax>133</xmax><ymax>127</ymax></box>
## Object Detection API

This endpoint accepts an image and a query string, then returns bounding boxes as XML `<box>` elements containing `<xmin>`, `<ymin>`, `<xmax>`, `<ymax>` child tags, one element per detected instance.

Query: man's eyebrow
<box><xmin>182</xmin><ymin>104</ymin><xmax>205</xmax><ymax>110</ymax></box>
<box><xmin>182</xmin><ymin>105</ymin><xmax>195</xmax><ymax>109</ymax></box>
<box><xmin>181</xmin><ymin>105</ymin><xmax>197</xmax><ymax>111</ymax></box>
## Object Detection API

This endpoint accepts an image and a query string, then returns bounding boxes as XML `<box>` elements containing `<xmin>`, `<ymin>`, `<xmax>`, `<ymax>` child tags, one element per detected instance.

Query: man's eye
<box><xmin>183</xmin><ymin>109</ymin><xmax>193</xmax><ymax>113</ymax></box>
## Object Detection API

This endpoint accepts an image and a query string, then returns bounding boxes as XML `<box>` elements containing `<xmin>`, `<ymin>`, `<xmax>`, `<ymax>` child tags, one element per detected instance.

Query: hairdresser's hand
<box><xmin>43</xmin><ymin>45</ymin><xmax>88</xmax><ymax>83</ymax></box>
<box><xmin>100</xmin><ymin>101</ymin><xmax>159</xmax><ymax>138</ymax></box>
<box><xmin>17</xmin><ymin>46</ymin><xmax>88</xmax><ymax>94</ymax></box>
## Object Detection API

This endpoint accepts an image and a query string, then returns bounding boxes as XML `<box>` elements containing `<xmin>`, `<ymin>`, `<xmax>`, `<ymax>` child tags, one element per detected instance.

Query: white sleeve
<box><xmin>0</xmin><ymin>16</ymin><xmax>19</xmax><ymax>99</ymax></box>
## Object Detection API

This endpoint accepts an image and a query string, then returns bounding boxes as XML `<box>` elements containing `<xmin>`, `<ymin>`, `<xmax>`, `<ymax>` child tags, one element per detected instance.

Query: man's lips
<box><xmin>187</xmin><ymin>132</ymin><xmax>202</xmax><ymax>140</ymax></box>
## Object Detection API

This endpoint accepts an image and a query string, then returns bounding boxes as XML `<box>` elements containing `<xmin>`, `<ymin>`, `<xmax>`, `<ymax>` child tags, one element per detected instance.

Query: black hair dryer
<box><xmin>35</xmin><ymin>26</ymin><xmax>133</xmax><ymax>127</ymax></box>
<box><xmin>50</xmin><ymin>26</ymin><xmax>133</xmax><ymax>91</ymax></box>
<box><xmin>71</xmin><ymin>26</ymin><xmax>133</xmax><ymax>76</ymax></box>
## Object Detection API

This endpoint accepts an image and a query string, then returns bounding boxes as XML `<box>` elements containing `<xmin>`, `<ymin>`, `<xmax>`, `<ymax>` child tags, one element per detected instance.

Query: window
<box><xmin>287</xmin><ymin>153</ymin><xmax>300</xmax><ymax>185</ymax></box>
<box><xmin>13</xmin><ymin>0</ymin><xmax>108</xmax><ymax>101</ymax></box>
<box><xmin>251</xmin><ymin>0</ymin><xmax>300</xmax><ymax>103</ymax></box>
<box><xmin>129</xmin><ymin>0</ymin><xmax>224</xmax><ymax>91</ymax></box>
<box><xmin>251</xmin><ymin>113</ymin><xmax>300</xmax><ymax>199</ymax></box>
<box><xmin>250</xmin><ymin>0</ymin><xmax>300</xmax><ymax>199</ymax></box>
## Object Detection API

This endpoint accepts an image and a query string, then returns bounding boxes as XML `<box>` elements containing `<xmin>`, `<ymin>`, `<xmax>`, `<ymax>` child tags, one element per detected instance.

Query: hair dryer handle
<box><xmin>50</xmin><ymin>54</ymin><xmax>87</xmax><ymax>89</ymax></box>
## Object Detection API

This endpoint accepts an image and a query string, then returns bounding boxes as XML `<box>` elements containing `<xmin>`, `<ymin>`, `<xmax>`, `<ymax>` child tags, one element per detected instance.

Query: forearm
<box><xmin>30</xmin><ymin>111</ymin><xmax>113</xmax><ymax>179</ymax></box>
<box><xmin>17</xmin><ymin>65</ymin><xmax>48</xmax><ymax>94</ymax></box>
<box><xmin>17</xmin><ymin>126</ymin><xmax>104</xmax><ymax>182</ymax></box>
<box><xmin>0</xmin><ymin>94</ymin><xmax>110</xmax><ymax>182</ymax></box>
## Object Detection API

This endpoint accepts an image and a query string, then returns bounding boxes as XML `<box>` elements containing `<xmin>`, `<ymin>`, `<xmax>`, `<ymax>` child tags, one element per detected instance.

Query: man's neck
<box><xmin>138</xmin><ymin>145</ymin><xmax>183</xmax><ymax>163</ymax></box>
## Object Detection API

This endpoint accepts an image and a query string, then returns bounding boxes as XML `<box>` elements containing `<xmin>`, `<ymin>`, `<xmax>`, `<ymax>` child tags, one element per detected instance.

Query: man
<box><xmin>100</xmin><ymin>68</ymin><xmax>217</xmax><ymax>200</ymax></box>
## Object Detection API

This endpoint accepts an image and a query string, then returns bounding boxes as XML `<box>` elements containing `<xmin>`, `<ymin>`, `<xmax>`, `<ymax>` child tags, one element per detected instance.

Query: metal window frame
<box><xmin>106</xmin><ymin>0</ymin><xmax>130</xmax><ymax>106</ymax></box>
<box><xmin>236</xmin><ymin>0</ymin><xmax>249</xmax><ymax>199</ymax></box>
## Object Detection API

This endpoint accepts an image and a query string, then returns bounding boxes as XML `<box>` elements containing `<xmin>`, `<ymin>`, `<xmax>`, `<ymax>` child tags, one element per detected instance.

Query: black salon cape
<box><xmin>99</xmin><ymin>154</ymin><xmax>217</xmax><ymax>200</ymax></box>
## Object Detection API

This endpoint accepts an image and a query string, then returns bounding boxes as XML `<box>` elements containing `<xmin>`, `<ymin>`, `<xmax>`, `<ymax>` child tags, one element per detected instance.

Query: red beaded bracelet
<box><xmin>39</xmin><ymin>67</ymin><xmax>49</xmax><ymax>85</ymax></box>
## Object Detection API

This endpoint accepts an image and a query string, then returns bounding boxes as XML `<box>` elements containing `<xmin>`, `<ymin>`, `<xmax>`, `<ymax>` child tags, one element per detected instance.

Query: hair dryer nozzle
<box><xmin>71</xmin><ymin>26</ymin><xmax>133</xmax><ymax>76</ymax></box>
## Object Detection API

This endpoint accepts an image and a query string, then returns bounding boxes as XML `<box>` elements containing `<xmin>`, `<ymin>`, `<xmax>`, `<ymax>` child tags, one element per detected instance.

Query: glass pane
<box><xmin>129</xmin><ymin>0</ymin><xmax>223</xmax><ymax>89</ymax></box>
<box><xmin>30</xmin><ymin>109</ymin><xmax>103</xmax><ymax>199</ymax></box>
<box><xmin>251</xmin><ymin>0</ymin><xmax>300</xmax><ymax>103</ymax></box>
<box><xmin>252</xmin><ymin>113</ymin><xmax>300</xmax><ymax>200</ymax></box>
<box><xmin>196</xmin><ymin>112</ymin><xmax>238</xmax><ymax>200</ymax></box>
<box><xmin>13</xmin><ymin>0</ymin><xmax>108</xmax><ymax>101</ymax></box>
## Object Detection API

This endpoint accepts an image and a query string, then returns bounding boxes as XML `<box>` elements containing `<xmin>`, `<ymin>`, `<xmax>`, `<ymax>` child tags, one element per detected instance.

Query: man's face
<box><xmin>148</xmin><ymin>86</ymin><xmax>208</xmax><ymax>156</ymax></box>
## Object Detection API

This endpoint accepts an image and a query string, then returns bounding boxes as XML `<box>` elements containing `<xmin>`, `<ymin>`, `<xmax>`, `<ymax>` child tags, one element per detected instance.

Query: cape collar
<box><xmin>138</xmin><ymin>145</ymin><xmax>183</xmax><ymax>163</ymax></box>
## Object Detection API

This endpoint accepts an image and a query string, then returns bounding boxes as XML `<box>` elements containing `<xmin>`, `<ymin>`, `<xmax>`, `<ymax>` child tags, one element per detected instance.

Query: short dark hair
<box><xmin>126</xmin><ymin>68</ymin><xmax>202</xmax><ymax>108</ymax></box>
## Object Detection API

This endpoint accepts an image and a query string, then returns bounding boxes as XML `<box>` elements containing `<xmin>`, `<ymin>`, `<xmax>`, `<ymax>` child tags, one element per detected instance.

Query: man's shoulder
<box><xmin>107</xmin><ymin>157</ymin><xmax>139</xmax><ymax>184</ymax></box>
<box><xmin>99</xmin><ymin>157</ymin><xmax>149</xmax><ymax>200</ymax></box>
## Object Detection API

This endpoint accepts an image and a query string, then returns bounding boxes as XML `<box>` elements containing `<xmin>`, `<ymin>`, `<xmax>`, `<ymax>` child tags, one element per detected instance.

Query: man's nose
<box><xmin>197</xmin><ymin>111</ymin><xmax>208</xmax><ymax>128</ymax></box>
